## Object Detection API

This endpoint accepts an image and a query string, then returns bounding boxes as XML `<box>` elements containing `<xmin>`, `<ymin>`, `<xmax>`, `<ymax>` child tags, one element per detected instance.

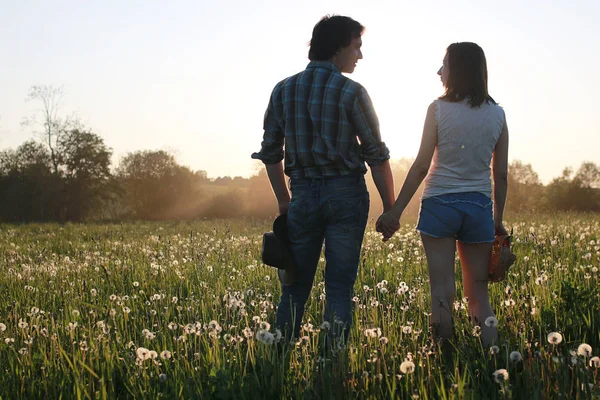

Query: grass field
<box><xmin>0</xmin><ymin>214</ymin><xmax>599</xmax><ymax>399</ymax></box>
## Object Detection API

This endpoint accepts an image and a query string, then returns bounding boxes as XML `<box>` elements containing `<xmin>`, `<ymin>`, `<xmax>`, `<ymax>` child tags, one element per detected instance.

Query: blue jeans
<box><xmin>417</xmin><ymin>192</ymin><xmax>495</xmax><ymax>243</ymax></box>
<box><xmin>276</xmin><ymin>174</ymin><xmax>369</xmax><ymax>341</ymax></box>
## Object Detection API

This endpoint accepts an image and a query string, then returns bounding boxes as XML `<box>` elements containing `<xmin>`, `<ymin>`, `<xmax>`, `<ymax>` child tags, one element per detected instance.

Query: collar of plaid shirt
<box><xmin>305</xmin><ymin>60</ymin><xmax>341</xmax><ymax>73</ymax></box>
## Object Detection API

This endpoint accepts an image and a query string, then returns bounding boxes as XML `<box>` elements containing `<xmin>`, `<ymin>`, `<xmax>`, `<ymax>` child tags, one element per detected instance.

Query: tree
<box><xmin>58</xmin><ymin>128</ymin><xmax>117</xmax><ymax>220</ymax></box>
<box><xmin>506</xmin><ymin>160</ymin><xmax>544</xmax><ymax>213</ymax></box>
<box><xmin>545</xmin><ymin>164</ymin><xmax>600</xmax><ymax>211</ymax></box>
<box><xmin>22</xmin><ymin>85</ymin><xmax>77</xmax><ymax>175</ymax></box>
<box><xmin>0</xmin><ymin>141</ymin><xmax>60</xmax><ymax>221</ymax></box>
<box><xmin>116</xmin><ymin>150</ymin><xmax>202</xmax><ymax>219</ymax></box>
<box><xmin>574</xmin><ymin>162</ymin><xmax>600</xmax><ymax>189</ymax></box>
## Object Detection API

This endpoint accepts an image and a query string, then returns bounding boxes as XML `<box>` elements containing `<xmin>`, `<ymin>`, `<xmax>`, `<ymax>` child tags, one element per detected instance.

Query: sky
<box><xmin>1</xmin><ymin>0</ymin><xmax>599</xmax><ymax>184</ymax></box>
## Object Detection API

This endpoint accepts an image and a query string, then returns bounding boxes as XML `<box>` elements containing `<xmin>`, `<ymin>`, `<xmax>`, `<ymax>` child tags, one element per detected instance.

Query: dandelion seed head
<box><xmin>577</xmin><ymin>343</ymin><xmax>593</xmax><ymax>357</ymax></box>
<box><xmin>484</xmin><ymin>316</ymin><xmax>499</xmax><ymax>328</ymax></box>
<box><xmin>547</xmin><ymin>332</ymin><xmax>563</xmax><ymax>345</ymax></box>
<box><xmin>400</xmin><ymin>360</ymin><xmax>415</xmax><ymax>374</ymax></box>
<box><xmin>510</xmin><ymin>351</ymin><xmax>522</xmax><ymax>362</ymax></box>
<box><xmin>259</xmin><ymin>321</ymin><xmax>271</xmax><ymax>331</ymax></box>
<box><xmin>493</xmin><ymin>369</ymin><xmax>509</xmax><ymax>383</ymax></box>
<box><xmin>256</xmin><ymin>329</ymin><xmax>275</xmax><ymax>345</ymax></box>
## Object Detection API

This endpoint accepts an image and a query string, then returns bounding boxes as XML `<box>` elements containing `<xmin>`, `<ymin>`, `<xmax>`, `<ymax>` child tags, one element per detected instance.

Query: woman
<box><xmin>376</xmin><ymin>42</ymin><xmax>508</xmax><ymax>348</ymax></box>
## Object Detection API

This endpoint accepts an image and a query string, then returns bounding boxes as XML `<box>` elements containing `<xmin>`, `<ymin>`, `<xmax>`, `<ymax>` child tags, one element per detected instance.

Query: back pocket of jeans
<box><xmin>328</xmin><ymin>194</ymin><xmax>369</xmax><ymax>233</ymax></box>
<box><xmin>287</xmin><ymin>199</ymin><xmax>309</xmax><ymax>237</ymax></box>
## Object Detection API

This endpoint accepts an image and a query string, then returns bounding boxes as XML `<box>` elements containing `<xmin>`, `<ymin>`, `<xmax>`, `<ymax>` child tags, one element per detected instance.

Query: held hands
<box><xmin>376</xmin><ymin>211</ymin><xmax>401</xmax><ymax>241</ymax></box>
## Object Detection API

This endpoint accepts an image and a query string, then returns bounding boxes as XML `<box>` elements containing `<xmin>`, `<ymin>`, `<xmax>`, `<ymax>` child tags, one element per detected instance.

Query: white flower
<box><xmin>379</xmin><ymin>337</ymin><xmax>389</xmax><ymax>345</ymax></box>
<box><xmin>18</xmin><ymin>319</ymin><xmax>28</xmax><ymax>329</ymax></box>
<box><xmin>484</xmin><ymin>316</ymin><xmax>499</xmax><ymax>328</ymax></box>
<box><xmin>0</xmin><ymin>323</ymin><xmax>6</xmax><ymax>332</ymax></box>
<box><xmin>136</xmin><ymin>347</ymin><xmax>150</xmax><ymax>360</ymax></box>
<box><xmin>509</xmin><ymin>351</ymin><xmax>522</xmax><ymax>362</ymax></box>
<box><xmin>142</xmin><ymin>329</ymin><xmax>155</xmax><ymax>340</ymax></box>
<box><xmin>493</xmin><ymin>369</ymin><xmax>509</xmax><ymax>383</ymax></box>
<box><xmin>168</xmin><ymin>322</ymin><xmax>178</xmax><ymax>331</ymax></box>
<box><xmin>256</xmin><ymin>329</ymin><xmax>275</xmax><ymax>345</ymax></box>
<box><xmin>589</xmin><ymin>356</ymin><xmax>600</xmax><ymax>368</ymax></box>
<box><xmin>122</xmin><ymin>307</ymin><xmax>131</xmax><ymax>314</ymax></box>
<box><xmin>400</xmin><ymin>360</ymin><xmax>415</xmax><ymax>374</ymax></box>
<box><xmin>242</xmin><ymin>327</ymin><xmax>253</xmax><ymax>339</ymax></box>
<box><xmin>547</xmin><ymin>332</ymin><xmax>563</xmax><ymax>345</ymax></box>
<box><xmin>208</xmin><ymin>320</ymin><xmax>222</xmax><ymax>332</ymax></box>
<box><xmin>259</xmin><ymin>321</ymin><xmax>271</xmax><ymax>331</ymax></box>
<box><xmin>72</xmin><ymin>310</ymin><xmax>80</xmax><ymax>317</ymax></box>
<box><xmin>490</xmin><ymin>346</ymin><xmax>500</xmax><ymax>355</ymax></box>
<box><xmin>577</xmin><ymin>343</ymin><xmax>593</xmax><ymax>357</ymax></box>
<box><xmin>66</xmin><ymin>322</ymin><xmax>78</xmax><ymax>331</ymax></box>
<box><xmin>160</xmin><ymin>350</ymin><xmax>172</xmax><ymax>360</ymax></box>
<box><xmin>133</xmin><ymin>282</ymin><xmax>139</xmax><ymax>287</ymax></box>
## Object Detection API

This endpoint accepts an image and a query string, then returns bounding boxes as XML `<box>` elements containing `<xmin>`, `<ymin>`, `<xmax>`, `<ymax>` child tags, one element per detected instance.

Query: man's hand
<box><xmin>278</xmin><ymin>201</ymin><xmax>290</xmax><ymax>215</ymax></box>
<box><xmin>376</xmin><ymin>211</ymin><xmax>401</xmax><ymax>241</ymax></box>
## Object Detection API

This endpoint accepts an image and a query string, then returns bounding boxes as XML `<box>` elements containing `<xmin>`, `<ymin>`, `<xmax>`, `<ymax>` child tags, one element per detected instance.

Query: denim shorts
<box><xmin>416</xmin><ymin>192</ymin><xmax>495</xmax><ymax>244</ymax></box>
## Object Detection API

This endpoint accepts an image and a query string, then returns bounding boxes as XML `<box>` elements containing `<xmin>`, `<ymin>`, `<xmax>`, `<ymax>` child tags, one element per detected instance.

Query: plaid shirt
<box><xmin>251</xmin><ymin>61</ymin><xmax>390</xmax><ymax>179</ymax></box>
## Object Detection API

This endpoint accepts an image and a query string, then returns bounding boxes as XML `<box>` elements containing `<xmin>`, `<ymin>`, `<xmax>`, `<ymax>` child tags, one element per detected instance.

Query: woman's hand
<box><xmin>495</xmin><ymin>222</ymin><xmax>509</xmax><ymax>237</ymax></box>
<box><xmin>376</xmin><ymin>211</ymin><xmax>401</xmax><ymax>241</ymax></box>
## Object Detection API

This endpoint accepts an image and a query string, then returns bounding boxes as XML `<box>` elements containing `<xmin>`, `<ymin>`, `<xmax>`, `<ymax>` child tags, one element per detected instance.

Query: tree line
<box><xmin>1</xmin><ymin>85</ymin><xmax>598</xmax><ymax>222</ymax></box>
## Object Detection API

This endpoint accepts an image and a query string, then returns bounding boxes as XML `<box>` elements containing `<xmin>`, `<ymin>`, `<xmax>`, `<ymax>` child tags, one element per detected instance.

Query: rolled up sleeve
<box><xmin>251</xmin><ymin>92</ymin><xmax>285</xmax><ymax>165</ymax></box>
<box><xmin>352</xmin><ymin>87</ymin><xmax>390</xmax><ymax>166</ymax></box>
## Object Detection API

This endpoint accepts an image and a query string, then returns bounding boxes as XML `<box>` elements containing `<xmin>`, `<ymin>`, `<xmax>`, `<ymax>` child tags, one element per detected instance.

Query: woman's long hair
<box><xmin>439</xmin><ymin>42</ymin><xmax>496</xmax><ymax>107</ymax></box>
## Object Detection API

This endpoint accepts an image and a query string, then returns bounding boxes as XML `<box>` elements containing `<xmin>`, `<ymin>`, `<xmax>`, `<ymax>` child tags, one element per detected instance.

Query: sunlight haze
<box><xmin>1</xmin><ymin>0</ymin><xmax>599</xmax><ymax>183</ymax></box>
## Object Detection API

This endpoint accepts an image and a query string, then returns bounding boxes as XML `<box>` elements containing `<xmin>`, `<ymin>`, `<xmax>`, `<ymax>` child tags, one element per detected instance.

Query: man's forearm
<box><xmin>370</xmin><ymin>160</ymin><xmax>395</xmax><ymax>212</ymax></box>
<box><xmin>265</xmin><ymin>162</ymin><xmax>290</xmax><ymax>209</ymax></box>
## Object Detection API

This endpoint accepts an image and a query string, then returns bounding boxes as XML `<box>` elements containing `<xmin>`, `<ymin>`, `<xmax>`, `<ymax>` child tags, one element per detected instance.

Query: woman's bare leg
<box><xmin>420</xmin><ymin>234</ymin><xmax>457</xmax><ymax>341</ymax></box>
<box><xmin>458</xmin><ymin>241</ymin><xmax>498</xmax><ymax>347</ymax></box>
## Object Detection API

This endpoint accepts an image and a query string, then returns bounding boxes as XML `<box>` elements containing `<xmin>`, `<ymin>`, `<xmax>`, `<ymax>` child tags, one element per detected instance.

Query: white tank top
<box><xmin>422</xmin><ymin>99</ymin><xmax>505</xmax><ymax>199</ymax></box>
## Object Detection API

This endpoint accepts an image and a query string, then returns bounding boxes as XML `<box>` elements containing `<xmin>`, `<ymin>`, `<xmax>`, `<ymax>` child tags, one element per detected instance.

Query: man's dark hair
<box><xmin>308</xmin><ymin>15</ymin><xmax>364</xmax><ymax>61</ymax></box>
<box><xmin>439</xmin><ymin>42</ymin><xmax>497</xmax><ymax>107</ymax></box>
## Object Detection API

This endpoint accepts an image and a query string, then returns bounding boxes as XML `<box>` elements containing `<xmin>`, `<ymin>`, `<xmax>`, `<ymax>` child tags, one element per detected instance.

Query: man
<box><xmin>252</xmin><ymin>15</ymin><xmax>395</xmax><ymax>344</ymax></box>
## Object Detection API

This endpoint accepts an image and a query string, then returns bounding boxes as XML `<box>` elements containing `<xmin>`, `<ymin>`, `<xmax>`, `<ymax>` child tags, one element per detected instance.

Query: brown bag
<box><xmin>489</xmin><ymin>234</ymin><xmax>517</xmax><ymax>282</ymax></box>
